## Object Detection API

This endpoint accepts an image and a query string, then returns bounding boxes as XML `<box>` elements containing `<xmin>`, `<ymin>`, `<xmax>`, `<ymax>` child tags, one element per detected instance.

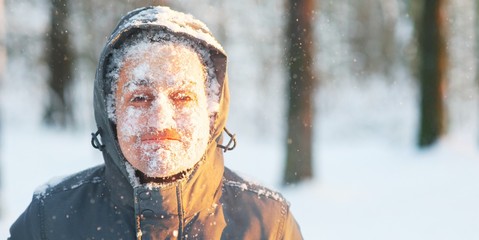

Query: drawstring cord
<box><xmin>91</xmin><ymin>128</ymin><xmax>105</xmax><ymax>151</ymax></box>
<box><xmin>92</xmin><ymin>127</ymin><xmax>236</xmax><ymax>153</ymax></box>
<box><xmin>217</xmin><ymin>127</ymin><xmax>237</xmax><ymax>152</ymax></box>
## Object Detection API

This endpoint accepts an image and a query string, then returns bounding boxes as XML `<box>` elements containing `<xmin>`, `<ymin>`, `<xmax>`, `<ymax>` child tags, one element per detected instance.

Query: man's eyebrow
<box><xmin>183</xmin><ymin>77</ymin><xmax>201</xmax><ymax>85</ymax></box>
<box><xmin>123</xmin><ymin>79</ymin><xmax>151</xmax><ymax>90</ymax></box>
<box><xmin>184</xmin><ymin>80</ymin><xmax>198</xmax><ymax>86</ymax></box>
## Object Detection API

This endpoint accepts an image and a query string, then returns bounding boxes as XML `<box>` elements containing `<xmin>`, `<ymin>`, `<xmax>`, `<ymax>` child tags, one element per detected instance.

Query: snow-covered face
<box><xmin>115</xmin><ymin>43</ymin><xmax>210</xmax><ymax>178</ymax></box>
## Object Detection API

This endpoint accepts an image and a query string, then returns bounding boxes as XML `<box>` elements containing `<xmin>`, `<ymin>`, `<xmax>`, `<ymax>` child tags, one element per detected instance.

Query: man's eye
<box><xmin>130</xmin><ymin>94</ymin><xmax>150</xmax><ymax>103</ymax></box>
<box><xmin>171</xmin><ymin>92</ymin><xmax>195</xmax><ymax>103</ymax></box>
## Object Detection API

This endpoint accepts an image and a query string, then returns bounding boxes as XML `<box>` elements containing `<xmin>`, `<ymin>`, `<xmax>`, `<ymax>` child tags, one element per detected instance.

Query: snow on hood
<box><xmin>117</xmin><ymin>6</ymin><xmax>224</xmax><ymax>53</ymax></box>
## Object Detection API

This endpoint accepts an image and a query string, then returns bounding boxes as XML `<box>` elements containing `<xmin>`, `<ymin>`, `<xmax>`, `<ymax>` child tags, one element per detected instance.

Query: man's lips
<box><xmin>141</xmin><ymin>129</ymin><xmax>181</xmax><ymax>142</ymax></box>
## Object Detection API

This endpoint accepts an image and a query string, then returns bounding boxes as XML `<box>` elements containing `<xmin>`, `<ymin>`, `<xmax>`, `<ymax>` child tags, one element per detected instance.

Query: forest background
<box><xmin>1</xmin><ymin>0</ymin><xmax>479</xmax><ymax>239</ymax></box>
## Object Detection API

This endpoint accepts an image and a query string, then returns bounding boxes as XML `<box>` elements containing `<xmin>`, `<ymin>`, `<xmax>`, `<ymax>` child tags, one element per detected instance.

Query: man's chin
<box><xmin>140</xmin><ymin>140</ymin><xmax>183</xmax><ymax>151</ymax></box>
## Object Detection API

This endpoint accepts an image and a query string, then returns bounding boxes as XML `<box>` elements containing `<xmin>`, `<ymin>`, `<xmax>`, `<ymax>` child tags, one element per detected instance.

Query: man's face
<box><xmin>115</xmin><ymin>43</ymin><xmax>210</xmax><ymax>178</ymax></box>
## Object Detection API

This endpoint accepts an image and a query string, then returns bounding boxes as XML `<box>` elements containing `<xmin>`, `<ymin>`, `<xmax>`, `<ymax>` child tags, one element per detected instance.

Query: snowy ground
<box><xmin>1</xmin><ymin>79</ymin><xmax>479</xmax><ymax>239</ymax></box>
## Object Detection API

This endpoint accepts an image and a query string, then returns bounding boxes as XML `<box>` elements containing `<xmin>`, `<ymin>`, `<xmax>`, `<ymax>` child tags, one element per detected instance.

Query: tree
<box><xmin>417</xmin><ymin>0</ymin><xmax>448</xmax><ymax>147</ymax></box>
<box><xmin>476</xmin><ymin>1</ymin><xmax>479</xmax><ymax>144</ymax></box>
<box><xmin>44</xmin><ymin>0</ymin><xmax>74</xmax><ymax>127</ymax></box>
<box><xmin>0</xmin><ymin>0</ymin><xmax>4</xmax><ymax>216</ymax></box>
<box><xmin>283</xmin><ymin>0</ymin><xmax>315</xmax><ymax>185</ymax></box>
<box><xmin>349</xmin><ymin>0</ymin><xmax>398</xmax><ymax>77</ymax></box>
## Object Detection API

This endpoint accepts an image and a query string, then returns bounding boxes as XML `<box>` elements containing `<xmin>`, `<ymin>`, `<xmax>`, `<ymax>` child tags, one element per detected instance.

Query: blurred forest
<box><xmin>2</xmin><ymin>0</ymin><xmax>478</xmax><ymax>183</ymax></box>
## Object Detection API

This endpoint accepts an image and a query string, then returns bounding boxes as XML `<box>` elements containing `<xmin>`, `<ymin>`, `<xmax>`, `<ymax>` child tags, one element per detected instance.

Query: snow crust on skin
<box><xmin>122</xmin><ymin>6</ymin><xmax>224</xmax><ymax>53</ymax></box>
<box><xmin>115</xmin><ymin>43</ymin><xmax>210</xmax><ymax>178</ymax></box>
<box><xmin>106</xmin><ymin>31</ymin><xmax>221</xmax><ymax>127</ymax></box>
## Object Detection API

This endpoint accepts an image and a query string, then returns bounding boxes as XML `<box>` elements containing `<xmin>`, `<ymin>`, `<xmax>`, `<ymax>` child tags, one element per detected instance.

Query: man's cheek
<box><xmin>175</xmin><ymin>110</ymin><xmax>193</xmax><ymax>126</ymax></box>
<box><xmin>120</xmin><ymin>107</ymin><xmax>147</xmax><ymax>137</ymax></box>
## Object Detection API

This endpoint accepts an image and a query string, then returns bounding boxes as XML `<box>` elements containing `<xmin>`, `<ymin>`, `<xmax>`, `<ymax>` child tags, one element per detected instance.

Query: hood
<box><xmin>92</xmin><ymin>6</ymin><xmax>229</xmax><ymax>208</ymax></box>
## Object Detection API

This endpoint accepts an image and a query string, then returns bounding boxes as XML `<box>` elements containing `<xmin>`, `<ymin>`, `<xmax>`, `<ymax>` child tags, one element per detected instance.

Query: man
<box><xmin>9</xmin><ymin>6</ymin><xmax>302</xmax><ymax>239</ymax></box>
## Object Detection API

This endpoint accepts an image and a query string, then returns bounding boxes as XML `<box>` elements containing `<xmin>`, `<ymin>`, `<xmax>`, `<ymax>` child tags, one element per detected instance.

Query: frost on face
<box><xmin>106</xmin><ymin>31</ymin><xmax>220</xmax><ymax>127</ymax></box>
<box><xmin>113</xmin><ymin>42</ymin><xmax>211</xmax><ymax>178</ymax></box>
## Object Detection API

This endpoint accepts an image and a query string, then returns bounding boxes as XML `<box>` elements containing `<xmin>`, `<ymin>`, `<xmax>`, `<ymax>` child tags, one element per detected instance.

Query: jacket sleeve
<box><xmin>280</xmin><ymin>206</ymin><xmax>303</xmax><ymax>240</ymax></box>
<box><xmin>8</xmin><ymin>196</ymin><xmax>44</xmax><ymax>240</ymax></box>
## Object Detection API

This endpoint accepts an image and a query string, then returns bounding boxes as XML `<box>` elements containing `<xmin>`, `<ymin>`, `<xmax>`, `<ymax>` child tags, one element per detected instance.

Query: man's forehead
<box><xmin>117</xmin><ymin>42</ymin><xmax>206</xmax><ymax>91</ymax></box>
<box><xmin>123</xmin><ymin>41</ymin><xmax>201</xmax><ymax>64</ymax></box>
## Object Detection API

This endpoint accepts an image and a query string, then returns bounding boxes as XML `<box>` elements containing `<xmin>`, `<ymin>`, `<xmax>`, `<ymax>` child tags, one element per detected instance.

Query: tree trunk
<box><xmin>418</xmin><ymin>0</ymin><xmax>448</xmax><ymax>147</ymax></box>
<box><xmin>476</xmin><ymin>1</ymin><xmax>479</xmax><ymax>144</ymax></box>
<box><xmin>44</xmin><ymin>0</ymin><xmax>74</xmax><ymax>127</ymax></box>
<box><xmin>283</xmin><ymin>0</ymin><xmax>315</xmax><ymax>185</ymax></box>
<box><xmin>0</xmin><ymin>0</ymin><xmax>4</xmax><ymax>215</ymax></box>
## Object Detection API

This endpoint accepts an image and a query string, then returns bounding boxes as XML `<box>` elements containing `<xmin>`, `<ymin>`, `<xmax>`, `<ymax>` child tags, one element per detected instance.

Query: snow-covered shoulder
<box><xmin>222</xmin><ymin>167</ymin><xmax>288</xmax><ymax>204</ymax></box>
<box><xmin>33</xmin><ymin>165</ymin><xmax>104</xmax><ymax>199</ymax></box>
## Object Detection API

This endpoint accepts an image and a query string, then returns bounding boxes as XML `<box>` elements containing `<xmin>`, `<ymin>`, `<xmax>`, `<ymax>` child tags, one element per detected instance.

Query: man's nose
<box><xmin>148</xmin><ymin>95</ymin><xmax>176</xmax><ymax>127</ymax></box>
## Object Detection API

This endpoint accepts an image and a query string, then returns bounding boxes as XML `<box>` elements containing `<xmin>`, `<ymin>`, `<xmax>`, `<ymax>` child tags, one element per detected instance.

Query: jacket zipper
<box><xmin>176</xmin><ymin>185</ymin><xmax>185</xmax><ymax>239</ymax></box>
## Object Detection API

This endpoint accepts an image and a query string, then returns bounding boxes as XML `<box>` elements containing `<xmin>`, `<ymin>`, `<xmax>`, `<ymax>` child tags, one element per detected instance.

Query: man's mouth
<box><xmin>141</xmin><ymin>128</ymin><xmax>181</xmax><ymax>142</ymax></box>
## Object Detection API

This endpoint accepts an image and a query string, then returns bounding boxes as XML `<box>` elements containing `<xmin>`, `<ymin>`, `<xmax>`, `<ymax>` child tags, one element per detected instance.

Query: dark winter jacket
<box><xmin>9</xmin><ymin>6</ymin><xmax>302</xmax><ymax>240</ymax></box>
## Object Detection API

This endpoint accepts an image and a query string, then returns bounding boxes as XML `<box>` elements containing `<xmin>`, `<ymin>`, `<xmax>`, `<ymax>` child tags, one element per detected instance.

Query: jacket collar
<box><xmin>103</xmin><ymin>139</ymin><xmax>224</xmax><ymax>218</ymax></box>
